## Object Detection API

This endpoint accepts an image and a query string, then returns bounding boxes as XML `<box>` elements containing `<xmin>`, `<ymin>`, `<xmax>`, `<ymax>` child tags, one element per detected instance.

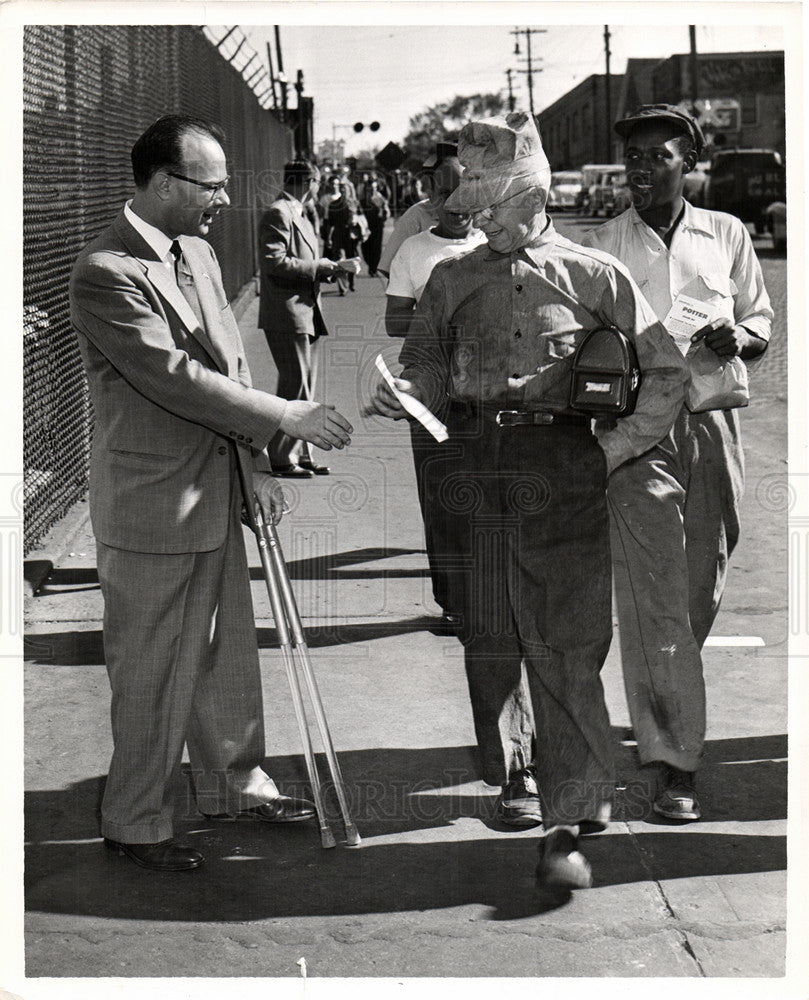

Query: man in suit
<box><xmin>69</xmin><ymin>115</ymin><xmax>353</xmax><ymax>872</ymax></box>
<box><xmin>259</xmin><ymin>161</ymin><xmax>359</xmax><ymax>477</ymax></box>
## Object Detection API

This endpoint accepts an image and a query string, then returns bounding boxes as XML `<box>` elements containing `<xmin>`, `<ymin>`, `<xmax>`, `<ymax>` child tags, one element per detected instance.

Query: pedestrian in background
<box><xmin>583</xmin><ymin>104</ymin><xmax>773</xmax><ymax>822</ymax></box>
<box><xmin>368</xmin><ymin>112</ymin><xmax>688</xmax><ymax>888</ymax></box>
<box><xmin>322</xmin><ymin>174</ymin><xmax>361</xmax><ymax>295</ymax></box>
<box><xmin>259</xmin><ymin>160</ymin><xmax>357</xmax><ymax>477</ymax></box>
<box><xmin>360</xmin><ymin>176</ymin><xmax>391</xmax><ymax>277</ymax></box>
<box><xmin>69</xmin><ymin>117</ymin><xmax>353</xmax><ymax>871</ymax></box>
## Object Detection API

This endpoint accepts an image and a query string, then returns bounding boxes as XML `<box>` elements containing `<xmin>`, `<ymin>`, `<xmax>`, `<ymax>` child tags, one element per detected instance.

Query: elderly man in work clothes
<box><xmin>69</xmin><ymin>115</ymin><xmax>353</xmax><ymax>872</ymax></box>
<box><xmin>369</xmin><ymin>112</ymin><xmax>688</xmax><ymax>888</ymax></box>
<box><xmin>583</xmin><ymin>105</ymin><xmax>772</xmax><ymax>821</ymax></box>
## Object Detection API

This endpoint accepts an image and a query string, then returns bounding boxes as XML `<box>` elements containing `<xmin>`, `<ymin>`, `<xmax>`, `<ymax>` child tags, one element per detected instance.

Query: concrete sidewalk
<box><xmin>21</xmin><ymin>262</ymin><xmax>790</xmax><ymax>984</ymax></box>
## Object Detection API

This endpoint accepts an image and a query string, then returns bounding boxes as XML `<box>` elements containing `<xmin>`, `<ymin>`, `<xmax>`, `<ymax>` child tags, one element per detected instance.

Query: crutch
<box><xmin>258</xmin><ymin>507</ymin><xmax>360</xmax><ymax>847</ymax></box>
<box><xmin>242</xmin><ymin>472</ymin><xmax>360</xmax><ymax>847</ymax></box>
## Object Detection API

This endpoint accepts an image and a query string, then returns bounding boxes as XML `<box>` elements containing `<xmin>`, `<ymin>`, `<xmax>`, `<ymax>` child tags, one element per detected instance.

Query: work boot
<box><xmin>653</xmin><ymin>765</ymin><xmax>701</xmax><ymax>821</ymax></box>
<box><xmin>497</xmin><ymin>765</ymin><xmax>542</xmax><ymax>827</ymax></box>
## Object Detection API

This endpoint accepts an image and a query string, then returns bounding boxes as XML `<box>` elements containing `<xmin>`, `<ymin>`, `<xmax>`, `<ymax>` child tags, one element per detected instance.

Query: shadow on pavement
<box><xmin>27</xmin><ymin>546</ymin><xmax>432</xmax><ymax>597</ymax></box>
<box><xmin>25</xmin><ymin>737</ymin><xmax>786</xmax><ymax>924</ymax></box>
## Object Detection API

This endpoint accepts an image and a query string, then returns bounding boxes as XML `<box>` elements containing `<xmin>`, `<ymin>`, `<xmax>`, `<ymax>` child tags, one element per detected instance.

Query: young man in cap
<box><xmin>583</xmin><ymin>104</ymin><xmax>772</xmax><ymax>821</ymax></box>
<box><xmin>368</xmin><ymin>112</ymin><xmax>688</xmax><ymax>888</ymax></box>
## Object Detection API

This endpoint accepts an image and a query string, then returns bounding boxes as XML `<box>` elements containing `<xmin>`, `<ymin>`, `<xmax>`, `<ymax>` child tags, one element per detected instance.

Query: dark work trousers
<box><xmin>409</xmin><ymin>419</ymin><xmax>466</xmax><ymax>617</ymax></box>
<box><xmin>447</xmin><ymin>407</ymin><xmax>615</xmax><ymax>827</ymax></box>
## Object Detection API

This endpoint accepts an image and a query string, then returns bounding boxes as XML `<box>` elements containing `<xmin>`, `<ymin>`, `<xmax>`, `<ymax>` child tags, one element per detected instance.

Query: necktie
<box><xmin>169</xmin><ymin>239</ymin><xmax>182</xmax><ymax>282</ymax></box>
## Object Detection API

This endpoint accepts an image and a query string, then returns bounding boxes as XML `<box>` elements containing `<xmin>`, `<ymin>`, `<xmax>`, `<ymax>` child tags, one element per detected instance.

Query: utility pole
<box><xmin>274</xmin><ymin>25</ymin><xmax>288</xmax><ymax>120</ymax></box>
<box><xmin>505</xmin><ymin>68</ymin><xmax>516</xmax><ymax>112</ymax></box>
<box><xmin>689</xmin><ymin>25</ymin><xmax>699</xmax><ymax>111</ymax></box>
<box><xmin>511</xmin><ymin>27</ymin><xmax>547</xmax><ymax>116</ymax></box>
<box><xmin>604</xmin><ymin>25</ymin><xmax>612</xmax><ymax>161</ymax></box>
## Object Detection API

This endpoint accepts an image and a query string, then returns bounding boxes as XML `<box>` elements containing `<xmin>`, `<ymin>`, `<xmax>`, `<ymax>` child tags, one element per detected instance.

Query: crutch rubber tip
<box><xmin>320</xmin><ymin>828</ymin><xmax>338</xmax><ymax>849</ymax></box>
<box><xmin>344</xmin><ymin>825</ymin><xmax>361</xmax><ymax>847</ymax></box>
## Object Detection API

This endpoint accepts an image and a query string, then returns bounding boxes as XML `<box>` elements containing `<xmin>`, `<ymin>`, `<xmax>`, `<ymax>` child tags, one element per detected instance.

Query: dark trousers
<box><xmin>448</xmin><ymin>408</ymin><xmax>615</xmax><ymax>824</ymax></box>
<box><xmin>362</xmin><ymin>219</ymin><xmax>385</xmax><ymax>274</ymax></box>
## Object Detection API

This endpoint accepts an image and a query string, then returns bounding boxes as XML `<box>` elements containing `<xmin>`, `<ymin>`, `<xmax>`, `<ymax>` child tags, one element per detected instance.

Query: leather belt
<box><xmin>451</xmin><ymin>401</ymin><xmax>590</xmax><ymax>429</ymax></box>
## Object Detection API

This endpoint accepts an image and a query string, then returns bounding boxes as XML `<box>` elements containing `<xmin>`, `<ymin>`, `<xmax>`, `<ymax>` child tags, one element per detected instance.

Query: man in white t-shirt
<box><xmin>377</xmin><ymin>149</ymin><xmax>463</xmax><ymax>278</ymax></box>
<box><xmin>385</xmin><ymin>199</ymin><xmax>539</xmax><ymax>830</ymax></box>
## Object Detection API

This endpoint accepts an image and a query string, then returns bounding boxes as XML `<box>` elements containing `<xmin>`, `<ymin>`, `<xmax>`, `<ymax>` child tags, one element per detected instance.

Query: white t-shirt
<box><xmin>386</xmin><ymin>228</ymin><xmax>486</xmax><ymax>303</ymax></box>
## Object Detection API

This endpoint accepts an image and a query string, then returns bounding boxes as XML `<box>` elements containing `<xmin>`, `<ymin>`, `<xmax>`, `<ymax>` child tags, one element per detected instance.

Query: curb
<box><xmin>24</xmin><ymin>497</ymin><xmax>92</xmax><ymax>597</ymax></box>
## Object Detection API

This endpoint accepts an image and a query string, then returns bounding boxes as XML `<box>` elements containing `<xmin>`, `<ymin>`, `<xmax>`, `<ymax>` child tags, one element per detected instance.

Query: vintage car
<box><xmin>547</xmin><ymin>170</ymin><xmax>584</xmax><ymax>211</ymax></box>
<box><xmin>704</xmin><ymin>149</ymin><xmax>785</xmax><ymax>233</ymax></box>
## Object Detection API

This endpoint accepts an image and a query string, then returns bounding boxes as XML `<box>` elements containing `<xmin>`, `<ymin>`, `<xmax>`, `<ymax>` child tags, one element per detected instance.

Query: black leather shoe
<box><xmin>104</xmin><ymin>837</ymin><xmax>204</xmax><ymax>871</ymax></box>
<box><xmin>298</xmin><ymin>458</ymin><xmax>330</xmax><ymax>475</ymax></box>
<box><xmin>536</xmin><ymin>825</ymin><xmax>592</xmax><ymax>889</ymax></box>
<box><xmin>272</xmin><ymin>464</ymin><xmax>314</xmax><ymax>478</ymax></box>
<box><xmin>203</xmin><ymin>795</ymin><xmax>316</xmax><ymax>823</ymax></box>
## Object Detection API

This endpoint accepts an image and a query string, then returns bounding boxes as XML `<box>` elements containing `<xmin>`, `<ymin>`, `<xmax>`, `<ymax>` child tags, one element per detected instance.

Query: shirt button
<box><xmin>515</xmin><ymin>329</ymin><xmax>522</xmax><ymax>339</ymax></box>
<box><xmin>515</xmin><ymin>284</ymin><xmax>523</xmax><ymax>292</ymax></box>
<box><xmin>218</xmin><ymin>446</ymin><xmax>227</xmax><ymax>455</ymax></box>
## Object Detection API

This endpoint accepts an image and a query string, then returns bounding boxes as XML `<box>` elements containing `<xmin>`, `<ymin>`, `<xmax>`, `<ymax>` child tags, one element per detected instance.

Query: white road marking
<box><xmin>704</xmin><ymin>636</ymin><xmax>765</xmax><ymax>647</ymax></box>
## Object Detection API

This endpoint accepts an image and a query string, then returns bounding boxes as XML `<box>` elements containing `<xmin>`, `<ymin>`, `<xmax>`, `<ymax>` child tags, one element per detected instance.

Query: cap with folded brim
<box><xmin>614</xmin><ymin>104</ymin><xmax>705</xmax><ymax>154</ymax></box>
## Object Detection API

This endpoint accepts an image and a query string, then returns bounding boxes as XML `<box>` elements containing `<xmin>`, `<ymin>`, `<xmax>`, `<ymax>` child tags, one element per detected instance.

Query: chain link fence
<box><xmin>23</xmin><ymin>24</ymin><xmax>292</xmax><ymax>553</ymax></box>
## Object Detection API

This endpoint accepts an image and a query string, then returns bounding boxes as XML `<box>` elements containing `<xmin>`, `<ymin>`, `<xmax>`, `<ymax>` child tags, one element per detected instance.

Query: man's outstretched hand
<box><xmin>278</xmin><ymin>401</ymin><xmax>353</xmax><ymax>450</ymax></box>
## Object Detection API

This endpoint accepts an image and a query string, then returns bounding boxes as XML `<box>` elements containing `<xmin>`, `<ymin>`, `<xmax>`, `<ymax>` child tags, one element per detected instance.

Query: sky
<box><xmin>239</xmin><ymin>18</ymin><xmax>787</xmax><ymax>157</ymax></box>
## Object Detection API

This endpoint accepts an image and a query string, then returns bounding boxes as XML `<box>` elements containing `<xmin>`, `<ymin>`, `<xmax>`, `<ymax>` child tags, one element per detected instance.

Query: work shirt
<box><xmin>582</xmin><ymin>201</ymin><xmax>772</xmax><ymax>343</ymax></box>
<box><xmin>399</xmin><ymin>218</ymin><xmax>689</xmax><ymax>472</ymax></box>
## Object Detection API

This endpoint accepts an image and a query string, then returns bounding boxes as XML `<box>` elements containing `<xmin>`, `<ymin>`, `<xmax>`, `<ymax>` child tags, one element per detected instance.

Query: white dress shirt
<box><xmin>124</xmin><ymin>200</ymin><xmax>175</xmax><ymax>269</ymax></box>
<box><xmin>582</xmin><ymin>201</ymin><xmax>772</xmax><ymax>343</ymax></box>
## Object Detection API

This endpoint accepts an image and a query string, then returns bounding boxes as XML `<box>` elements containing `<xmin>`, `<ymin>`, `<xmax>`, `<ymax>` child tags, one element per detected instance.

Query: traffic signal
<box><xmin>353</xmin><ymin>121</ymin><xmax>380</xmax><ymax>133</ymax></box>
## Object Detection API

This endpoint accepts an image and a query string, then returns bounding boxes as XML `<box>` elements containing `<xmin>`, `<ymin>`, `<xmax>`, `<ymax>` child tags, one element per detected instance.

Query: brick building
<box><xmin>538</xmin><ymin>50</ymin><xmax>785</xmax><ymax>171</ymax></box>
<box><xmin>537</xmin><ymin>74</ymin><xmax>624</xmax><ymax>170</ymax></box>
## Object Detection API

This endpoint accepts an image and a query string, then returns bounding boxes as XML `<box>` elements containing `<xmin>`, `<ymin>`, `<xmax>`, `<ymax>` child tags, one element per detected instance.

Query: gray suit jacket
<box><xmin>258</xmin><ymin>192</ymin><xmax>328</xmax><ymax>339</ymax></box>
<box><xmin>70</xmin><ymin>210</ymin><xmax>286</xmax><ymax>554</ymax></box>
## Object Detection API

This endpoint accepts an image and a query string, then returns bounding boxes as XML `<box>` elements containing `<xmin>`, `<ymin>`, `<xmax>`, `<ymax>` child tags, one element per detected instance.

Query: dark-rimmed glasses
<box><xmin>166</xmin><ymin>171</ymin><xmax>230</xmax><ymax>196</ymax></box>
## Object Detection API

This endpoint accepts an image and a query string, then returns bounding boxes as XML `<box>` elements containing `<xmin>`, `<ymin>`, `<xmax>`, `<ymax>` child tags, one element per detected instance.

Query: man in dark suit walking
<box><xmin>69</xmin><ymin>115</ymin><xmax>353</xmax><ymax>871</ymax></box>
<box><xmin>258</xmin><ymin>161</ymin><xmax>359</xmax><ymax>477</ymax></box>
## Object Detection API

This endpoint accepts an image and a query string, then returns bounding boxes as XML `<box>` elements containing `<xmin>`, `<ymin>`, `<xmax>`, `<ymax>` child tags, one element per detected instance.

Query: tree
<box><xmin>402</xmin><ymin>92</ymin><xmax>508</xmax><ymax>168</ymax></box>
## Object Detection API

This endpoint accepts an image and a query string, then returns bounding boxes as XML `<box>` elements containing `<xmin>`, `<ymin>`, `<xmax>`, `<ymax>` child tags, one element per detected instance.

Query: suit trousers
<box><xmin>448</xmin><ymin>408</ymin><xmax>615</xmax><ymax>822</ymax></box>
<box><xmin>97</xmin><ymin>472</ymin><xmax>266</xmax><ymax>843</ymax></box>
<box><xmin>264</xmin><ymin>331</ymin><xmax>321</xmax><ymax>467</ymax></box>
<box><xmin>608</xmin><ymin>405</ymin><xmax>743</xmax><ymax>772</ymax></box>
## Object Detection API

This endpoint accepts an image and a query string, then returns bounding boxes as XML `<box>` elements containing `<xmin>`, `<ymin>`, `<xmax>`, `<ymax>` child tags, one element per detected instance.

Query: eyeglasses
<box><xmin>167</xmin><ymin>171</ymin><xmax>230</xmax><ymax>196</ymax></box>
<box><xmin>473</xmin><ymin>186</ymin><xmax>533</xmax><ymax>220</ymax></box>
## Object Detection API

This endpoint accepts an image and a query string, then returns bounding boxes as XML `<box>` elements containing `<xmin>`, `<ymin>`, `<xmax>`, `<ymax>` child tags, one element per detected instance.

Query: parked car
<box><xmin>603</xmin><ymin>171</ymin><xmax>632</xmax><ymax>216</ymax></box>
<box><xmin>683</xmin><ymin>160</ymin><xmax>711</xmax><ymax>207</ymax></box>
<box><xmin>704</xmin><ymin>148</ymin><xmax>785</xmax><ymax>233</ymax></box>
<box><xmin>547</xmin><ymin>171</ymin><xmax>584</xmax><ymax>211</ymax></box>
<box><xmin>764</xmin><ymin>201</ymin><xmax>786</xmax><ymax>251</ymax></box>
<box><xmin>578</xmin><ymin>163</ymin><xmax>624</xmax><ymax>214</ymax></box>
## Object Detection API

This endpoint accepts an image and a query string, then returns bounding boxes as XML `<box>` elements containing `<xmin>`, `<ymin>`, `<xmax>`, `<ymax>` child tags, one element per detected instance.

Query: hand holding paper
<box><xmin>367</xmin><ymin>355</ymin><xmax>448</xmax><ymax>442</ymax></box>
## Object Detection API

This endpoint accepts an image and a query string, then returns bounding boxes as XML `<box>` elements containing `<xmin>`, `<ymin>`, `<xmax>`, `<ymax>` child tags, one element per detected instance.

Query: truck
<box><xmin>703</xmin><ymin>148</ymin><xmax>786</xmax><ymax>233</ymax></box>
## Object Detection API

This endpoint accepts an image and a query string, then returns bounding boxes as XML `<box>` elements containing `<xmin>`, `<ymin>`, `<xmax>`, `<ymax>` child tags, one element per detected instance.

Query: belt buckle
<box><xmin>495</xmin><ymin>410</ymin><xmax>520</xmax><ymax>427</ymax></box>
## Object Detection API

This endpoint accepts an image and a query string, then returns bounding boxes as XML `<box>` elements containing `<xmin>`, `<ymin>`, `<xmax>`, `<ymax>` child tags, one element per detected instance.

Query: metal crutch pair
<box><xmin>247</xmin><ymin>490</ymin><xmax>360</xmax><ymax>849</ymax></box>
